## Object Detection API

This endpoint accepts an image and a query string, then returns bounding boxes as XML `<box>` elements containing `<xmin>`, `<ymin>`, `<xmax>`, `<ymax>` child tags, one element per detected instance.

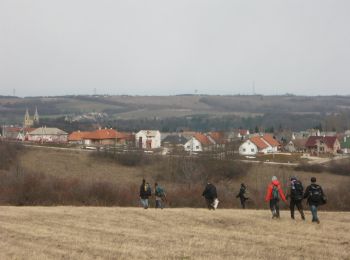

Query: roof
<box><xmin>305</xmin><ymin>136</ymin><xmax>338</xmax><ymax>149</ymax></box>
<box><xmin>194</xmin><ymin>133</ymin><xmax>213</xmax><ymax>146</ymax></box>
<box><xmin>162</xmin><ymin>134</ymin><xmax>188</xmax><ymax>145</ymax></box>
<box><xmin>208</xmin><ymin>131</ymin><xmax>226</xmax><ymax>144</ymax></box>
<box><xmin>29</xmin><ymin>127</ymin><xmax>67</xmax><ymax>135</ymax></box>
<box><xmin>83</xmin><ymin>129</ymin><xmax>119</xmax><ymax>140</ymax></box>
<box><xmin>250</xmin><ymin>136</ymin><xmax>269</xmax><ymax>149</ymax></box>
<box><xmin>239</xmin><ymin>129</ymin><xmax>249</xmax><ymax>135</ymax></box>
<box><xmin>262</xmin><ymin>134</ymin><xmax>280</xmax><ymax>147</ymax></box>
<box><xmin>137</xmin><ymin>130</ymin><xmax>160</xmax><ymax>137</ymax></box>
<box><xmin>4</xmin><ymin>127</ymin><xmax>22</xmax><ymax>133</ymax></box>
<box><xmin>68</xmin><ymin>131</ymin><xmax>90</xmax><ymax>141</ymax></box>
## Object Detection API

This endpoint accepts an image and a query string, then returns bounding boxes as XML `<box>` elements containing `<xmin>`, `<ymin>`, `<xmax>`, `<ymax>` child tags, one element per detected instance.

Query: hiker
<box><xmin>303</xmin><ymin>177</ymin><xmax>326</xmax><ymax>224</ymax></box>
<box><xmin>202</xmin><ymin>182</ymin><xmax>218</xmax><ymax>210</ymax></box>
<box><xmin>265</xmin><ymin>176</ymin><xmax>287</xmax><ymax>219</ymax></box>
<box><xmin>154</xmin><ymin>182</ymin><xmax>166</xmax><ymax>209</ymax></box>
<box><xmin>139</xmin><ymin>179</ymin><xmax>152</xmax><ymax>209</ymax></box>
<box><xmin>236</xmin><ymin>183</ymin><xmax>249</xmax><ymax>209</ymax></box>
<box><xmin>288</xmin><ymin>177</ymin><xmax>305</xmax><ymax>220</ymax></box>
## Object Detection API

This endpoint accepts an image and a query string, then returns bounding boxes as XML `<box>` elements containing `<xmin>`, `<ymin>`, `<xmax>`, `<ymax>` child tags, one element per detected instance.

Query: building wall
<box><xmin>239</xmin><ymin>141</ymin><xmax>258</xmax><ymax>155</ymax></box>
<box><xmin>184</xmin><ymin>137</ymin><xmax>203</xmax><ymax>152</ymax></box>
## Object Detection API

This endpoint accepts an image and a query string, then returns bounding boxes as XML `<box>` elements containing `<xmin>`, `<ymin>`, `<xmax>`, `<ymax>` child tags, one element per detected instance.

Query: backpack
<box><xmin>291</xmin><ymin>181</ymin><xmax>303</xmax><ymax>200</ymax></box>
<box><xmin>156</xmin><ymin>186</ymin><xmax>165</xmax><ymax>197</ymax></box>
<box><xmin>310</xmin><ymin>185</ymin><xmax>322</xmax><ymax>203</ymax></box>
<box><xmin>272</xmin><ymin>185</ymin><xmax>279</xmax><ymax>200</ymax></box>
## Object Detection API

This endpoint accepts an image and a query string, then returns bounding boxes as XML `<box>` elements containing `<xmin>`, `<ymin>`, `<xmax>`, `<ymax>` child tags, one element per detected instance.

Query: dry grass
<box><xmin>0</xmin><ymin>207</ymin><xmax>349</xmax><ymax>259</ymax></box>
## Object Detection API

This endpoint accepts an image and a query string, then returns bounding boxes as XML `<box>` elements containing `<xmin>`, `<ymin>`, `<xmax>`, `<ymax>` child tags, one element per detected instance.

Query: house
<box><xmin>239</xmin><ymin>134</ymin><xmax>280</xmax><ymax>155</ymax></box>
<box><xmin>27</xmin><ymin>127</ymin><xmax>68</xmax><ymax>143</ymax></box>
<box><xmin>2</xmin><ymin>127</ymin><xmax>23</xmax><ymax>140</ymax></box>
<box><xmin>135</xmin><ymin>130</ymin><xmax>161</xmax><ymax>149</ymax></box>
<box><xmin>237</xmin><ymin>129</ymin><xmax>250</xmax><ymax>139</ymax></box>
<box><xmin>17</xmin><ymin>127</ymin><xmax>36</xmax><ymax>141</ymax></box>
<box><xmin>83</xmin><ymin>129</ymin><xmax>129</xmax><ymax>147</ymax></box>
<box><xmin>162</xmin><ymin>134</ymin><xmax>188</xmax><ymax>148</ymax></box>
<box><xmin>305</xmin><ymin>136</ymin><xmax>341</xmax><ymax>155</ymax></box>
<box><xmin>207</xmin><ymin>131</ymin><xmax>226</xmax><ymax>148</ymax></box>
<box><xmin>184</xmin><ymin>133</ymin><xmax>213</xmax><ymax>153</ymax></box>
<box><xmin>238</xmin><ymin>139</ymin><xmax>258</xmax><ymax>156</ymax></box>
<box><xmin>285</xmin><ymin>139</ymin><xmax>307</xmax><ymax>153</ymax></box>
<box><xmin>68</xmin><ymin>131</ymin><xmax>90</xmax><ymax>144</ymax></box>
<box><xmin>340</xmin><ymin>135</ymin><xmax>350</xmax><ymax>154</ymax></box>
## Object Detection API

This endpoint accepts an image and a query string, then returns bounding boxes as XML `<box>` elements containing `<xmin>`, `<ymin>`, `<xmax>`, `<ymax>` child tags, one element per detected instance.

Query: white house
<box><xmin>184</xmin><ymin>137</ymin><xmax>203</xmax><ymax>153</ymax></box>
<box><xmin>238</xmin><ymin>140</ymin><xmax>258</xmax><ymax>155</ymax></box>
<box><xmin>27</xmin><ymin>127</ymin><xmax>68</xmax><ymax>143</ymax></box>
<box><xmin>135</xmin><ymin>130</ymin><xmax>161</xmax><ymax>149</ymax></box>
<box><xmin>239</xmin><ymin>134</ymin><xmax>280</xmax><ymax>155</ymax></box>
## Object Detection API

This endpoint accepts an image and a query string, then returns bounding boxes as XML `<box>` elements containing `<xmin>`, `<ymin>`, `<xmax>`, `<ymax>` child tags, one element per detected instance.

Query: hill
<box><xmin>1</xmin><ymin>95</ymin><xmax>350</xmax><ymax>131</ymax></box>
<box><xmin>0</xmin><ymin>207</ymin><xmax>349</xmax><ymax>259</ymax></box>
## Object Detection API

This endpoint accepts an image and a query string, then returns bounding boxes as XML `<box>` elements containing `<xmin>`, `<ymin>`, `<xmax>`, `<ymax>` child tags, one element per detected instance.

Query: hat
<box><xmin>272</xmin><ymin>176</ymin><xmax>278</xmax><ymax>181</ymax></box>
<box><xmin>290</xmin><ymin>176</ymin><xmax>297</xmax><ymax>181</ymax></box>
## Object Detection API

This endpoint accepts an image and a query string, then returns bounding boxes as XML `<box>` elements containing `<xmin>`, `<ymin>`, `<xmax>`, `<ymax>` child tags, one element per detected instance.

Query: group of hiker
<box><xmin>139</xmin><ymin>176</ymin><xmax>326</xmax><ymax>224</ymax></box>
<box><xmin>139</xmin><ymin>179</ymin><xmax>167</xmax><ymax>209</ymax></box>
<box><xmin>264</xmin><ymin>176</ymin><xmax>326</xmax><ymax>223</ymax></box>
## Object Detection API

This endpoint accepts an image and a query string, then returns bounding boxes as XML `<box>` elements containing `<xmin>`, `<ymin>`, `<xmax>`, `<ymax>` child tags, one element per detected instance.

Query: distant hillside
<box><xmin>1</xmin><ymin>95</ymin><xmax>350</xmax><ymax>131</ymax></box>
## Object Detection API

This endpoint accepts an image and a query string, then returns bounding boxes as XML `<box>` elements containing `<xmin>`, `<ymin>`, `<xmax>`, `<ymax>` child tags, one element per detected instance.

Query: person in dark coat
<box><xmin>303</xmin><ymin>177</ymin><xmax>326</xmax><ymax>224</ymax></box>
<box><xmin>236</xmin><ymin>183</ymin><xmax>248</xmax><ymax>209</ymax></box>
<box><xmin>202</xmin><ymin>182</ymin><xmax>218</xmax><ymax>210</ymax></box>
<box><xmin>139</xmin><ymin>179</ymin><xmax>151</xmax><ymax>209</ymax></box>
<box><xmin>288</xmin><ymin>177</ymin><xmax>305</xmax><ymax>220</ymax></box>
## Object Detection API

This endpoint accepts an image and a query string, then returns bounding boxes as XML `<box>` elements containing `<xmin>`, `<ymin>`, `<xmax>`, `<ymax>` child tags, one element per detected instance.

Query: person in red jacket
<box><xmin>265</xmin><ymin>176</ymin><xmax>287</xmax><ymax>219</ymax></box>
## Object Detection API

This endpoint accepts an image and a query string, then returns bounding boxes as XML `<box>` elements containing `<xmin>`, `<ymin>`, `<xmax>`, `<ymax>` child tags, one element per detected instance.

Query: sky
<box><xmin>0</xmin><ymin>0</ymin><xmax>350</xmax><ymax>97</ymax></box>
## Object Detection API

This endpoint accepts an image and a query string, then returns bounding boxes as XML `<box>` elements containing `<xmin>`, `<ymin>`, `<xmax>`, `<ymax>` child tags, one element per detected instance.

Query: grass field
<box><xmin>0</xmin><ymin>207</ymin><xmax>349</xmax><ymax>259</ymax></box>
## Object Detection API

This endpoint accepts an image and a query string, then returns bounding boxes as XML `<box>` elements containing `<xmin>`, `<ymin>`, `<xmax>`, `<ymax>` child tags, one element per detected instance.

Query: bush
<box><xmin>0</xmin><ymin>141</ymin><xmax>23</xmax><ymax>170</ymax></box>
<box><xmin>294</xmin><ymin>163</ymin><xmax>325</xmax><ymax>173</ymax></box>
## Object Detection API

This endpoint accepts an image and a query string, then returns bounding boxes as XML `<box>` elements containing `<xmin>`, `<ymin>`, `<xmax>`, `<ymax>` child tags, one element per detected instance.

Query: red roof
<box><xmin>83</xmin><ymin>129</ymin><xmax>119</xmax><ymax>140</ymax></box>
<box><xmin>262</xmin><ymin>134</ymin><xmax>280</xmax><ymax>147</ymax></box>
<box><xmin>209</xmin><ymin>131</ymin><xmax>226</xmax><ymax>144</ymax></box>
<box><xmin>305</xmin><ymin>136</ymin><xmax>338</xmax><ymax>149</ymax></box>
<box><xmin>250</xmin><ymin>136</ymin><xmax>269</xmax><ymax>149</ymax></box>
<box><xmin>68</xmin><ymin>131</ymin><xmax>90</xmax><ymax>141</ymax></box>
<box><xmin>239</xmin><ymin>129</ymin><xmax>249</xmax><ymax>135</ymax></box>
<box><xmin>194</xmin><ymin>133</ymin><xmax>212</xmax><ymax>146</ymax></box>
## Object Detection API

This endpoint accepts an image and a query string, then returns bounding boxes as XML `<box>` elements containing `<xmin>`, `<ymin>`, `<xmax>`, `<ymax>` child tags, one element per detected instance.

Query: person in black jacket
<box><xmin>303</xmin><ymin>177</ymin><xmax>326</xmax><ymax>224</ymax></box>
<box><xmin>288</xmin><ymin>177</ymin><xmax>305</xmax><ymax>220</ymax></box>
<box><xmin>236</xmin><ymin>183</ymin><xmax>248</xmax><ymax>209</ymax></box>
<box><xmin>202</xmin><ymin>182</ymin><xmax>218</xmax><ymax>210</ymax></box>
<box><xmin>139</xmin><ymin>179</ymin><xmax>152</xmax><ymax>209</ymax></box>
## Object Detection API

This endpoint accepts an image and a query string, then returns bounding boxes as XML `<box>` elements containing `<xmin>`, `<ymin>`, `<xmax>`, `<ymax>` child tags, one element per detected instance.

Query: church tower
<box><xmin>33</xmin><ymin>106</ymin><xmax>39</xmax><ymax>125</ymax></box>
<box><xmin>23</xmin><ymin>108</ymin><xmax>34</xmax><ymax>127</ymax></box>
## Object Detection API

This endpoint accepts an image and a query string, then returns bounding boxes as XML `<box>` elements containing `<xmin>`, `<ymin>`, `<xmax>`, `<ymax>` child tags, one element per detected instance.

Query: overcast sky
<box><xmin>0</xmin><ymin>0</ymin><xmax>349</xmax><ymax>97</ymax></box>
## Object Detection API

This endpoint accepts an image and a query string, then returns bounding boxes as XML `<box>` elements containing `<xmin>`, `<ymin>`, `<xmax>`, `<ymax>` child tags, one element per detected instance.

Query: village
<box><xmin>1</xmin><ymin>108</ymin><xmax>350</xmax><ymax>163</ymax></box>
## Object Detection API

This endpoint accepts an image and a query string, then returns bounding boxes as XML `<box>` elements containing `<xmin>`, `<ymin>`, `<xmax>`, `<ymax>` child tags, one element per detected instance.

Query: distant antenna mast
<box><xmin>252</xmin><ymin>81</ymin><xmax>255</xmax><ymax>95</ymax></box>
<box><xmin>13</xmin><ymin>88</ymin><xmax>16</xmax><ymax>97</ymax></box>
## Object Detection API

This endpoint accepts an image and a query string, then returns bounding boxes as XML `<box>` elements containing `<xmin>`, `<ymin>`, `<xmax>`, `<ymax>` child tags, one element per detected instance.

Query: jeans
<box><xmin>140</xmin><ymin>198</ymin><xmax>149</xmax><ymax>209</ymax></box>
<box><xmin>310</xmin><ymin>204</ymin><xmax>318</xmax><ymax>222</ymax></box>
<box><xmin>290</xmin><ymin>199</ymin><xmax>305</xmax><ymax>219</ymax></box>
<box><xmin>155</xmin><ymin>198</ymin><xmax>163</xmax><ymax>209</ymax></box>
<box><xmin>270</xmin><ymin>199</ymin><xmax>280</xmax><ymax>218</ymax></box>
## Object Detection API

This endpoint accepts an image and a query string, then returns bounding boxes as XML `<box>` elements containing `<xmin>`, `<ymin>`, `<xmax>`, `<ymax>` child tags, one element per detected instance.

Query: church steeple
<box><xmin>33</xmin><ymin>106</ymin><xmax>39</xmax><ymax>124</ymax></box>
<box><xmin>23</xmin><ymin>108</ymin><xmax>34</xmax><ymax>127</ymax></box>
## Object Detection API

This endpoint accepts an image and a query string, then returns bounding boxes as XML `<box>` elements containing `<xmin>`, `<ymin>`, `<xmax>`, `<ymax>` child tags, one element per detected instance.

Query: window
<box><xmin>251</xmin><ymin>148</ymin><xmax>255</xmax><ymax>152</ymax></box>
<box><xmin>243</xmin><ymin>148</ymin><xmax>246</xmax><ymax>152</ymax></box>
<box><xmin>186</xmin><ymin>146</ymin><xmax>190</xmax><ymax>149</ymax></box>
<box><xmin>196</xmin><ymin>146</ymin><xmax>199</xmax><ymax>149</ymax></box>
